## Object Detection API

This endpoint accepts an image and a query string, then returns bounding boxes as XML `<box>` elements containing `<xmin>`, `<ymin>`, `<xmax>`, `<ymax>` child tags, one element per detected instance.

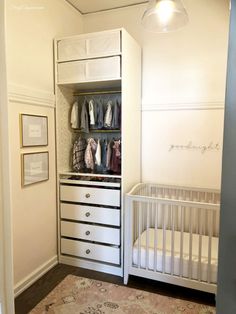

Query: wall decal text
<box><xmin>169</xmin><ymin>142</ymin><xmax>221</xmax><ymax>154</ymax></box>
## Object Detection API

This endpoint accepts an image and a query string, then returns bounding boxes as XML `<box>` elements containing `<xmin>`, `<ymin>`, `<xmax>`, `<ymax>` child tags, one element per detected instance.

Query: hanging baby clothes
<box><xmin>101</xmin><ymin>139</ymin><xmax>107</xmax><ymax>170</ymax></box>
<box><xmin>95</xmin><ymin>139</ymin><xmax>101</xmax><ymax>166</ymax></box>
<box><xmin>96</xmin><ymin>99</ymin><xmax>104</xmax><ymax>129</ymax></box>
<box><xmin>111</xmin><ymin>100</ymin><xmax>120</xmax><ymax>129</ymax></box>
<box><xmin>70</xmin><ymin>101</ymin><xmax>80</xmax><ymax>129</ymax></box>
<box><xmin>80</xmin><ymin>99</ymin><xmax>89</xmax><ymax>133</ymax></box>
<box><xmin>110</xmin><ymin>139</ymin><xmax>121</xmax><ymax>174</ymax></box>
<box><xmin>89</xmin><ymin>99</ymin><xmax>95</xmax><ymax>126</ymax></box>
<box><xmin>104</xmin><ymin>100</ymin><xmax>113</xmax><ymax>128</ymax></box>
<box><xmin>106</xmin><ymin>140</ymin><xmax>113</xmax><ymax>170</ymax></box>
<box><xmin>85</xmin><ymin>138</ymin><xmax>97</xmax><ymax>170</ymax></box>
<box><xmin>72</xmin><ymin>137</ymin><xmax>86</xmax><ymax>171</ymax></box>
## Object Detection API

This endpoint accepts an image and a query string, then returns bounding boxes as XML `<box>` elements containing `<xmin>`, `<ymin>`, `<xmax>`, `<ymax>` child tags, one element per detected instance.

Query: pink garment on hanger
<box><xmin>85</xmin><ymin>138</ymin><xmax>97</xmax><ymax>170</ymax></box>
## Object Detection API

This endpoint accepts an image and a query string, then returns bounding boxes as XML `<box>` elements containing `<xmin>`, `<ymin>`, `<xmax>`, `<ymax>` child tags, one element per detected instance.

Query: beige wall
<box><xmin>6</xmin><ymin>0</ymin><xmax>83</xmax><ymax>289</ymax></box>
<box><xmin>6</xmin><ymin>0</ymin><xmax>83</xmax><ymax>93</ymax></box>
<box><xmin>9</xmin><ymin>103</ymin><xmax>57</xmax><ymax>287</ymax></box>
<box><xmin>0</xmin><ymin>0</ymin><xmax>14</xmax><ymax>312</ymax></box>
<box><xmin>84</xmin><ymin>0</ymin><xmax>229</xmax><ymax>188</ymax></box>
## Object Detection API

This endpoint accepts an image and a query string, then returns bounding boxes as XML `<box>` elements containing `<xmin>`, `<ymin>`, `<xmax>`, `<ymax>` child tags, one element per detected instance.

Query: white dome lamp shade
<box><xmin>142</xmin><ymin>0</ymin><xmax>189</xmax><ymax>33</ymax></box>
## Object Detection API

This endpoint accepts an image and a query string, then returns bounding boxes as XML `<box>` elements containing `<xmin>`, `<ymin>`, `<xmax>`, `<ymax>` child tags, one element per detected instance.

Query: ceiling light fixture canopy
<box><xmin>142</xmin><ymin>0</ymin><xmax>189</xmax><ymax>33</ymax></box>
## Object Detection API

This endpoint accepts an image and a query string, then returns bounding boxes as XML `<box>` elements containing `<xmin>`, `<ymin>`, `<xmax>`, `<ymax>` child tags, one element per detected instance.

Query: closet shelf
<box><xmin>73</xmin><ymin>129</ymin><xmax>121</xmax><ymax>133</ymax></box>
<box><xmin>59</xmin><ymin>171</ymin><xmax>122</xmax><ymax>179</ymax></box>
<box><xmin>57</xmin><ymin>78</ymin><xmax>121</xmax><ymax>91</ymax></box>
<box><xmin>74</xmin><ymin>90</ymin><xmax>121</xmax><ymax>96</ymax></box>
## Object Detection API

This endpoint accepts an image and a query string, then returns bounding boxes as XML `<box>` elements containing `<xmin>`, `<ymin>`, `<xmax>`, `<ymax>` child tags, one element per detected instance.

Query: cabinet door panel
<box><xmin>86</xmin><ymin>31</ymin><xmax>121</xmax><ymax>57</ymax></box>
<box><xmin>57</xmin><ymin>57</ymin><xmax>120</xmax><ymax>84</ymax></box>
<box><xmin>57</xmin><ymin>61</ymin><xmax>86</xmax><ymax>84</ymax></box>
<box><xmin>57</xmin><ymin>38</ymin><xmax>86</xmax><ymax>61</ymax></box>
<box><xmin>86</xmin><ymin>56</ymin><xmax>120</xmax><ymax>81</ymax></box>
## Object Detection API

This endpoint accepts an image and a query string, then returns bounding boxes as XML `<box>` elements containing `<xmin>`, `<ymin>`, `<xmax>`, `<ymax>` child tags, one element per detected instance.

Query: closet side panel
<box><xmin>121</xmin><ymin>29</ymin><xmax>142</xmax><ymax>193</ymax></box>
<box><xmin>56</xmin><ymin>86</ymin><xmax>74</xmax><ymax>172</ymax></box>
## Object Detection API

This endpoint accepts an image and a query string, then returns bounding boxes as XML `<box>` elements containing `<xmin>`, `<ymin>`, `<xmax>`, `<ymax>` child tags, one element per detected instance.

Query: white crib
<box><xmin>124</xmin><ymin>183</ymin><xmax>221</xmax><ymax>294</ymax></box>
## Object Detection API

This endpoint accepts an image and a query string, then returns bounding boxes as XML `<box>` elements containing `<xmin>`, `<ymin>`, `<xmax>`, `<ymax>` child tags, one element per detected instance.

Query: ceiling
<box><xmin>66</xmin><ymin>0</ymin><xmax>148</xmax><ymax>14</ymax></box>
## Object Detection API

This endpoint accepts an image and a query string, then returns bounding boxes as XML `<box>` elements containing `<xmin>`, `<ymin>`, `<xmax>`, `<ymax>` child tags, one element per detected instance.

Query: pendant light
<box><xmin>142</xmin><ymin>0</ymin><xmax>189</xmax><ymax>33</ymax></box>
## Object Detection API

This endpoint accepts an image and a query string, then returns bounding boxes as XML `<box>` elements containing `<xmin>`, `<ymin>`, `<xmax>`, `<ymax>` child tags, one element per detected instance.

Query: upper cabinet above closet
<box><xmin>56</xmin><ymin>29</ymin><xmax>122</xmax><ymax>86</ymax></box>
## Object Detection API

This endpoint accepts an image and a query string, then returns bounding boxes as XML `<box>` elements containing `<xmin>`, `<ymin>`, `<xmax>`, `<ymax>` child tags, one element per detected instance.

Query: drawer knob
<box><xmin>86</xmin><ymin>249</ymin><xmax>90</xmax><ymax>255</ymax></box>
<box><xmin>85</xmin><ymin>193</ymin><xmax>90</xmax><ymax>198</ymax></box>
<box><xmin>85</xmin><ymin>212</ymin><xmax>91</xmax><ymax>217</ymax></box>
<box><xmin>85</xmin><ymin>231</ymin><xmax>90</xmax><ymax>236</ymax></box>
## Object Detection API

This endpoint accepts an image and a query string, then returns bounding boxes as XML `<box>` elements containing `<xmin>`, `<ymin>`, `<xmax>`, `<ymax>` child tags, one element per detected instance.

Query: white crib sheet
<box><xmin>133</xmin><ymin>228</ymin><xmax>218</xmax><ymax>284</ymax></box>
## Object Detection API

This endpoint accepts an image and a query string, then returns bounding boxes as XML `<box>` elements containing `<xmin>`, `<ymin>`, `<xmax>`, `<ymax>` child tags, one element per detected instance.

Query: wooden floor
<box><xmin>15</xmin><ymin>263</ymin><xmax>215</xmax><ymax>314</ymax></box>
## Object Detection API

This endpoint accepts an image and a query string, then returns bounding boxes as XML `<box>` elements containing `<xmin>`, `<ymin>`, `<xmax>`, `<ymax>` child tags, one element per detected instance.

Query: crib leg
<box><xmin>123</xmin><ymin>272</ymin><xmax>129</xmax><ymax>285</ymax></box>
<box><xmin>123</xmin><ymin>258</ymin><xmax>129</xmax><ymax>285</ymax></box>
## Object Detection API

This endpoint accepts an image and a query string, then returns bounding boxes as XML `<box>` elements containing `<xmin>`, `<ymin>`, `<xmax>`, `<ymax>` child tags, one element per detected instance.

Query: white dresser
<box><xmin>59</xmin><ymin>176</ymin><xmax>121</xmax><ymax>269</ymax></box>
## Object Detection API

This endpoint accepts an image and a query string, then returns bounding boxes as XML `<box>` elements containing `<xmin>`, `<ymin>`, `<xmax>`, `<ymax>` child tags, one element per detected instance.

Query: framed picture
<box><xmin>20</xmin><ymin>114</ymin><xmax>48</xmax><ymax>147</ymax></box>
<box><xmin>21</xmin><ymin>152</ymin><xmax>49</xmax><ymax>186</ymax></box>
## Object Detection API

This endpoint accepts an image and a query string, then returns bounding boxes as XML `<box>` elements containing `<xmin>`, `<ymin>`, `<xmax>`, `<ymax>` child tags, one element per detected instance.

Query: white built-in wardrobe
<box><xmin>54</xmin><ymin>28</ymin><xmax>141</xmax><ymax>276</ymax></box>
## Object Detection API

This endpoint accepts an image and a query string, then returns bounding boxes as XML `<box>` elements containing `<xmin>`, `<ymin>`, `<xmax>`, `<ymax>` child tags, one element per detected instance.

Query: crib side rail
<box><xmin>127</xmin><ymin>183</ymin><xmax>220</xmax><ymax>205</ymax></box>
<box><xmin>127</xmin><ymin>194</ymin><xmax>220</xmax><ymax>211</ymax></box>
<box><xmin>127</xmin><ymin>183</ymin><xmax>220</xmax><ymax>196</ymax></box>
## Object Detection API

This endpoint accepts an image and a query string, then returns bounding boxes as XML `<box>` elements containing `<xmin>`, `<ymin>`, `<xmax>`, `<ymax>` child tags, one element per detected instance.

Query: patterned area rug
<box><xmin>30</xmin><ymin>275</ymin><xmax>215</xmax><ymax>314</ymax></box>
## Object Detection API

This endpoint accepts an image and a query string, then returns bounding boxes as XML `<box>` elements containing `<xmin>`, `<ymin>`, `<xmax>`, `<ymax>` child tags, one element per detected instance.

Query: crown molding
<box><xmin>8</xmin><ymin>83</ymin><xmax>55</xmax><ymax>108</ymax></box>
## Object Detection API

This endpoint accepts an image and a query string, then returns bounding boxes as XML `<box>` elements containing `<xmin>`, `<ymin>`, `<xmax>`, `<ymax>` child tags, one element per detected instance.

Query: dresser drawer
<box><xmin>57</xmin><ymin>56</ymin><xmax>120</xmax><ymax>84</ymax></box>
<box><xmin>57</xmin><ymin>30</ymin><xmax>121</xmax><ymax>62</ymax></box>
<box><xmin>61</xmin><ymin>221</ymin><xmax>120</xmax><ymax>245</ymax></box>
<box><xmin>61</xmin><ymin>238</ymin><xmax>120</xmax><ymax>265</ymax></box>
<box><xmin>60</xmin><ymin>185</ymin><xmax>120</xmax><ymax>207</ymax></box>
<box><xmin>61</xmin><ymin>203</ymin><xmax>120</xmax><ymax>226</ymax></box>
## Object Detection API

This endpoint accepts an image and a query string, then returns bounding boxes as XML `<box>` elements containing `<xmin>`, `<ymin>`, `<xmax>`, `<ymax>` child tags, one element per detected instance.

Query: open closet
<box><xmin>54</xmin><ymin>28</ymin><xmax>141</xmax><ymax>276</ymax></box>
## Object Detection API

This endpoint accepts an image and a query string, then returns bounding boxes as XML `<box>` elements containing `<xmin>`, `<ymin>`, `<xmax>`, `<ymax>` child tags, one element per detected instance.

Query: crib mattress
<box><xmin>133</xmin><ymin>228</ymin><xmax>218</xmax><ymax>284</ymax></box>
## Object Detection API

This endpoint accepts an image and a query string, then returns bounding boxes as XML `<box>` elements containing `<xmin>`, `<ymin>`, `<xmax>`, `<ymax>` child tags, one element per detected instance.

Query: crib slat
<box><xmin>188</xmin><ymin>207</ymin><xmax>193</xmax><ymax>279</ymax></box>
<box><xmin>198</xmin><ymin>208</ymin><xmax>202</xmax><ymax>281</ymax></box>
<box><xmin>162</xmin><ymin>204</ymin><xmax>166</xmax><ymax>274</ymax></box>
<box><xmin>207</xmin><ymin>209</ymin><xmax>213</xmax><ymax>283</ymax></box>
<box><xmin>146</xmin><ymin>204</ymin><xmax>150</xmax><ymax>270</ymax></box>
<box><xmin>180</xmin><ymin>206</ymin><xmax>184</xmax><ymax>277</ymax></box>
<box><xmin>138</xmin><ymin>202</ymin><xmax>142</xmax><ymax>268</ymax></box>
<box><xmin>171</xmin><ymin>205</ymin><xmax>175</xmax><ymax>276</ymax></box>
<box><xmin>154</xmin><ymin>203</ymin><xmax>158</xmax><ymax>272</ymax></box>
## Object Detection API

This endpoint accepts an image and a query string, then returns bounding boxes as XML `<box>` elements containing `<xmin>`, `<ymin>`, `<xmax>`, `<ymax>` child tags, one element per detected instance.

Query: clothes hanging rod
<box><xmin>73</xmin><ymin>129</ymin><xmax>121</xmax><ymax>133</ymax></box>
<box><xmin>74</xmin><ymin>90</ymin><xmax>121</xmax><ymax>96</ymax></box>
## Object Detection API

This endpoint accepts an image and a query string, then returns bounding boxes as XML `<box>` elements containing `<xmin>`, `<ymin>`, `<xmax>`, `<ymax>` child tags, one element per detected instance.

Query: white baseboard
<box><xmin>14</xmin><ymin>255</ymin><xmax>58</xmax><ymax>297</ymax></box>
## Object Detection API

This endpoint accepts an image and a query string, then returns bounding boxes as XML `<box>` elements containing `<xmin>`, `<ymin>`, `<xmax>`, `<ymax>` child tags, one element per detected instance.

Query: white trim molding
<box><xmin>142</xmin><ymin>101</ymin><xmax>225</xmax><ymax>111</ymax></box>
<box><xmin>14</xmin><ymin>255</ymin><xmax>58</xmax><ymax>297</ymax></box>
<box><xmin>8</xmin><ymin>83</ymin><xmax>55</xmax><ymax>108</ymax></box>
